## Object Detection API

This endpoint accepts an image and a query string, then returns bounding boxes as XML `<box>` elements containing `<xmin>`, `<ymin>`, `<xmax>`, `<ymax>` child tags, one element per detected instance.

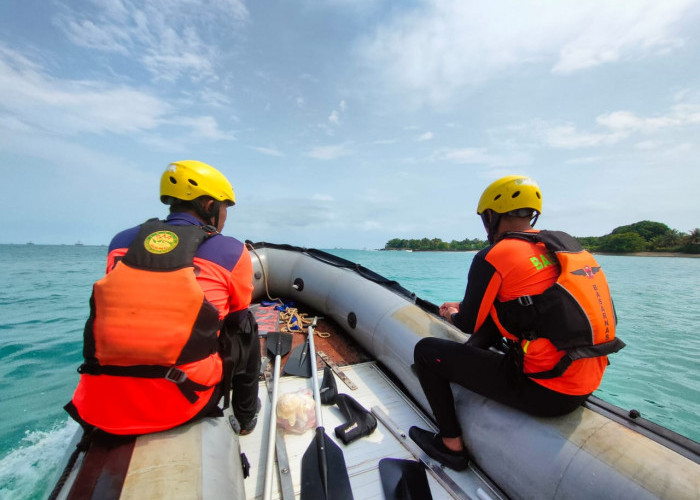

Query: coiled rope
<box><xmin>247</xmin><ymin>243</ymin><xmax>330</xmax><ymax>338</ymax></box>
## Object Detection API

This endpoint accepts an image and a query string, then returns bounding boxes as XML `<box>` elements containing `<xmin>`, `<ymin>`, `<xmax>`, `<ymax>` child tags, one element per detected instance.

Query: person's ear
<box><xmin>201</xmin><ymin>199</ymin><xmax>215</xmax><ymax>215</ymax></box>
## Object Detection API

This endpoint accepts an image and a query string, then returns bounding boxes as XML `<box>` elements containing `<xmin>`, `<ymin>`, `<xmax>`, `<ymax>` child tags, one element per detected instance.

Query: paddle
<box><xmin>283</xmin><ymin>333</ymin><xmax>312</xmax><ymax>378</ymax></box>
<box><xmin>262</xmin><ymin>331</ymin><xmax>293</xmax><ymax>500</ymax></box>
<box><xmin>300</xmin><ymin>319</ymin><xmax>354</xmax><ymax>500</ymax></box>
<box><xmin>378</xmin><ymin>458</ymin><xmax>433</xmax><ymax>500</ymax></box>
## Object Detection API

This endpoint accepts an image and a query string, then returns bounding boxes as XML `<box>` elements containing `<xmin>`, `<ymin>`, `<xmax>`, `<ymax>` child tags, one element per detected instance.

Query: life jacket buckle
<box><xmin>517</xmin><ymin>295</ymin><xmax>534</xmax><ymax>307</ymax></box>
<box><xmin>165</xmin><ymin>367</ymin><xmax>188</xmax><ymax>384</ymax></box>
<box><xmin>77</xmin><ymin>362</ymin><xmax>99</xmax><ymax>375</ymax></box>
<box><xmin>522</xmin><ymin>330</ymin><xmax>538</xmax><ymax>341</ymax></box>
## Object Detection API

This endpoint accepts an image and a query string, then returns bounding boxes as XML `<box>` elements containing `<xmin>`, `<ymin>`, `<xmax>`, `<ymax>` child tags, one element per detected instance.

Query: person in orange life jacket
<box><xmin>65</xmin><ymin>160</ymin><xmax>261</xmax><ymax>436</ymax></box>
<box><xmin>409</xmin><ymin>175</ymin><xmax>621</xmax><ymax>471</ymax></box>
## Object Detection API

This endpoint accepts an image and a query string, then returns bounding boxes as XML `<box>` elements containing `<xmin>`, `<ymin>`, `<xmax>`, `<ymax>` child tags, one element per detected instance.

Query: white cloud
<box><xmin>0</xmin><ymin>45</ymin><xmax>169</xmax><ymax>136</ymax></box>
<box><xmin>564</xmin><ymin>155</ymin><xmax>608</xmax><ymax>165</ymax></box>
<box><xmin>184</xmin><ymin>115</ymin><xmax>236</xmax><ymax>141</ymax></box>
<box><xmin>418</xmin><ymin>131</ymin><xmax>434</xmax><ymax>141</ymax></box>
<box><xmin>543</xmin><ymin>125</ymin><xmax>625</xmax><ymax>149</ymax></box>
<box><xmin>359</xmin><ymin>0</ymin><xmax>696</xmax><ymax>103</ymax></box>
<box><xmin>597</xmin><ymin>107</ymin><xmax>700</xmax><ymax>133</ymax></box>
<box><xmin>197</xmin><ymin>88</ymin><xmax>233</xmax><ymax>107</ymax></box>
<box><xmin>57</xmin><ymin>18</ymin><xmax>130</xmax><ymax>54</ymax></box>
<box><xmin>307</xmin><ymin>143</ymin><xmax>352</xmax><ymax>160</ymax></box>
<box><xmin>551</xmin><ymin>2</ymin><xmax>688</xmax><ymax>74</ymax></box>
<box><xmin>312</xmin><ymin>194</ymin><xmax>334</xmax><ymax>201</ymax></box>
<box><xmin>633</xmin><ymin>141</ymin><xmax>659</xmax><ymax>150</ymax></box>
<box><xmin>539</xmin><ymin>98</ymin><xmax>700</xmax><ymax>149</ymax></box>
<box><xmin>250</xmin><ymin>146</ymin><xmax>284</xmax><ymax>157</ymax></box>
<box><xmin>53</xmin><ymin>0</ymin><xmax>249</xmax><ymax>83</ymax></box>
<box><xmin>328</xmin><ymin>100</ymin><xmax>347</xmax><ymax>125</ymax></box>
<box><xmin>431</xmin><ymin>147</ymin><xmax>530</xmax><ymax>168</ymax></box>
<box><xmin>141</xmin><ymin>30</ymin><xmax>217</xmax><ymax>83</ymax></box>
<box><xmin>359</xmin><ymin>220</ymin><xmax>381</xmax><ymax>230</ymax></box>
<box><xmin>0</xmin><ymin>43</ymin><xmax>238</xmax><ymax>144</ymax></box>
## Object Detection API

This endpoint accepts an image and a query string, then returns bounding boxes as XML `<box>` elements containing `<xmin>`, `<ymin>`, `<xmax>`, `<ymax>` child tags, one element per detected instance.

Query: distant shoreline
<box><xmin>382</xmin><ymin>248</ymin><xmax>699</xmax><ymax>258</ymax></box>
<box><xmin>595</xmin><ymin>251</ymin><xmax>700</xmax><ymax>258</ymax></box>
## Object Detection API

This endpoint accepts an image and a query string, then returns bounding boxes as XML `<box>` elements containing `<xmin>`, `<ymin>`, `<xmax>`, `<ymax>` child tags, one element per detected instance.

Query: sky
<box><xmin>1</xmin><ymin>0</ymin><xmax>699</xmax><ymax>249</ymax></box>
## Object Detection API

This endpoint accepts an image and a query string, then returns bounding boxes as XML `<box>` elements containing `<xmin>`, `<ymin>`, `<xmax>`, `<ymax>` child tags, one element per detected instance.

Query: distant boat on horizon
<box><xmin>75</xmin><ymin>241</ymin><xmax>84</xmax><ymax>246</ymax></box>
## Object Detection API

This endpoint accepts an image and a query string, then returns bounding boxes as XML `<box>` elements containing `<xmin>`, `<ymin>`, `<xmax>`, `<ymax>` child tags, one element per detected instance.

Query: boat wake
<box><xmin>0</xmin><ymin>419</ymin><xmax>78</xmax><ymax>500</ymax></box>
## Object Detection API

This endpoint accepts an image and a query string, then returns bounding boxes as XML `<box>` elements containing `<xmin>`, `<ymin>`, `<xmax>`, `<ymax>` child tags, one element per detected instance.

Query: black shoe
<box><xmin>409</xmin><ymin>426</ymin><xmax>469</xmax><ymax>471</ymax></box>
<box><xmin>230</xmin><ymin>398</ymin><xmax>262</xmax><ymax>436</ymax></box>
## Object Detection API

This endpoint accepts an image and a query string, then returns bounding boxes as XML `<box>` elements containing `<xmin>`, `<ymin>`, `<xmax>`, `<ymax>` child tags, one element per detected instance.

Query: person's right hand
<box><xmin>439</xmin><ymin>302</ymin><xmax>460</xmax><ymax>322</ymax></box>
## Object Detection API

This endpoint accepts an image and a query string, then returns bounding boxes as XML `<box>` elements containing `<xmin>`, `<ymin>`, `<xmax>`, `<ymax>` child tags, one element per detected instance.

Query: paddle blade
<box><xmin>266</xmin><ymin>331</ymin><xmax>293</xmax><ymax>358</ymax></box>
<box><xmin>300</xmin><ymin>428</ymin><xmax>353</xmax><ymax>500</ymax></box>
<box><xmin>378</xmin><ymin>458</ymin><xmax>433</xmax><ymax>500</ymax></box>
<box><xmin>320</xmin><ymin>366</ymin><xmax>337</xmax><ymax>405</ymax></box>
<box><xmin>283</xmin><ymin>338</ymin><xmax>312</xmax><ymax>377</ymax></box>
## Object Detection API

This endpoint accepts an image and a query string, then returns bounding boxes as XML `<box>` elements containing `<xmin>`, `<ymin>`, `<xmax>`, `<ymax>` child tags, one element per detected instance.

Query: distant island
<box><xmin>384</xmin><ymin>220</ymin><xmax>700</xmax><ymax>255</ymax></box>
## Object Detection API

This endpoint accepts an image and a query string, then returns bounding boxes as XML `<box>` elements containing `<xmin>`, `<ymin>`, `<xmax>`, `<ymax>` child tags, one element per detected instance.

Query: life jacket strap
<box><xmin>525</xmin><ymin>354</ymin><xmax>574</xmax><ymax>380</ymax></box>
<box><xmin>78</xmin><ymin>363</ymin><xmax>212</xmax><ymax>404</ymax></box>
<box><xmin>525</xmin><ymin>337</ymin><xmax>626</xmax><ymax>379</ymax></box>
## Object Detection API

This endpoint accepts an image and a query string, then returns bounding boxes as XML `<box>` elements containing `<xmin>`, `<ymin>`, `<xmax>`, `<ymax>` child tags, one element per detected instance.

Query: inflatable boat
<box><xmin>47</xmin><ymin>242</ymin><xmax>700</xmax><ymax>500</ymax></box>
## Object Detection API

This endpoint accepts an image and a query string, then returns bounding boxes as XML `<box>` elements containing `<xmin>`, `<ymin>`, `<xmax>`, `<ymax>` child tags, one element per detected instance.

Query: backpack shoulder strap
<box><xmin>501</xmin><ymin>230</ymin><xmax>582</xmax><ymax>253</ymax></box>
<box><xmin>123</xmin><ymin>219</ymin><xmax>216</xmax><ymax>270</ymax></box>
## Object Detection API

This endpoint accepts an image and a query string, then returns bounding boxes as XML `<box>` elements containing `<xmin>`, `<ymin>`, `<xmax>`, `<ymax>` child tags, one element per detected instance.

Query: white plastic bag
<box><xmin>276</xmin><ymin>388</ymin><xmax>316</xmax><ymax>434</ymax></box>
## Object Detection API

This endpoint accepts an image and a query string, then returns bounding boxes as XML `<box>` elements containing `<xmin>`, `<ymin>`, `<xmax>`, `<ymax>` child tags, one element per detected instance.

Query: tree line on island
<box><xmin>384</xmin><ymin>220</ymin><xmax>700</xmax><ymax>254</ymax></box>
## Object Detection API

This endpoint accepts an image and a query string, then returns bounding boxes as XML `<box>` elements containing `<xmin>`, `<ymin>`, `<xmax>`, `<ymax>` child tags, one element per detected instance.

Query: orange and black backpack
<box><xmin>495</xmin><ymin>230</ymin><xmax>625</xmax><ymax>379</ymax></box>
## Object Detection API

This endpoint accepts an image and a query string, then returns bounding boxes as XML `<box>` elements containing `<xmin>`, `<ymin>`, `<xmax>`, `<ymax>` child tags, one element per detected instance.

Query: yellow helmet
<box><xmin>160</xmin><ymin>160</ymin><xmax>235</xmax><ymax>205</ymax></box>
<box><xmin>477</xmin><ymin>175</ymin><xmax>542</xmax><ymax>215</ymax></box>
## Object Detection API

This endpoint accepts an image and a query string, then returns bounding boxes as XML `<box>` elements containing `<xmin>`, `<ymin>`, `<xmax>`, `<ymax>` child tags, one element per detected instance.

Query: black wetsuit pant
<box><xmin>413</xmin><ymin>337</ymin><xmax>590</xmax><ymax>438</ymax></box>
<box><xmin>229</xmin><ymin>326</ymin><xmax>261</xmax><ymax>422</ymax></box>
<box><xmin>219</xmin><ymin>308</ymin><xmax>261</xmax><ymax>423</ymax></box>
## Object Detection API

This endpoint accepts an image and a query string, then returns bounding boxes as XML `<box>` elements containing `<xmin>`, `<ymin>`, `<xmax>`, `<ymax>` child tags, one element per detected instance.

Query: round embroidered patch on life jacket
<box><xmin>144</xmin><ymin>230</ymin><xmax>179</xmax><ymax>254</ymax></box>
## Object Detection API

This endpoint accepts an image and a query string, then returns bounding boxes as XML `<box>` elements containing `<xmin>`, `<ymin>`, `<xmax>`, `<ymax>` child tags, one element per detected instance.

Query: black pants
<box><xmin>413</xmin><ymin>337</ymin><xmax>589</xmax><ymax>438</ymax></box>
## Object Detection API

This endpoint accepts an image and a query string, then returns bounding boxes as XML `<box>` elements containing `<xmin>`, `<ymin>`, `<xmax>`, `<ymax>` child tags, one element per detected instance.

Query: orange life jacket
<box><xmin>70</xmin><ymin>219</ymin><xmax>224</xmax><ymax>434</ymax></box>
<box><xmin>495</xmin><ymin>230</ymin><xmax>625</xmax><ymax>379</ymax></box>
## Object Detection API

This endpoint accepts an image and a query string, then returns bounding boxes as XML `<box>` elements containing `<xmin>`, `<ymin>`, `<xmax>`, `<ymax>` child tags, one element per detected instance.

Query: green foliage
<box><xmin>597</xmin><ymin>233</ymin><xmax>648</xmax><ymax>252</ymax></box>
<box><xmin>385</xmin><ymin>222</ymin><xmax>699</xmax><ymax>254</ymax></box>
<box><xmin>383</xmin><ymin>237</ymin><xmax>488</xmax><ymax>251</ymax></box>
<box><xmin>681</xmin><ymin>228</ymin><xmax>700</xmax><ymax>253</ymax></box>
<box><xmin>576</xmin><ymin>222</ymin><xmax>698</xmax><ymax>254</ymax></box>
<box><xmin>574</xmin><ymin>236</ymin><xmax>602</xmax><ymax>252</ymax></box>
<box><xmin>611</xmin><ymin>221</ymin><xmax>671</xmax><ymax>241</ymax></box>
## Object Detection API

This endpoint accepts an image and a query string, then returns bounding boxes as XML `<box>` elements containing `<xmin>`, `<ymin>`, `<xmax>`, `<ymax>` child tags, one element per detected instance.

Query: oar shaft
<box><xmin>263</xmin><ymin>352</ymin><xmax>282</xmax><ymax>500</ymax></box>
<box><xmin>307</xmin><ymin>320</ymin><xmax>322</xmax><ymax>425</ymax></box>
<box><xmin>306</xmin><ymin>319</ymin><xmax>330</xmax><ymax>496</ymax></box>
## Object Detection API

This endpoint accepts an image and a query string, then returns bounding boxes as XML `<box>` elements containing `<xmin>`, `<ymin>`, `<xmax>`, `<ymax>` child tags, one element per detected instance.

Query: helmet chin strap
<box><xmin>211</xmin><ymin>209</ymin><xmax>220</xmax><ymax>232</ymax></box>
<box><xmin>481</xmin><ymin>210</ymin><xmax>502</xmax><ymax>244</ymax></box>
<box><xmin>482</xmin><ymin>210</ymin><xmax>540</xmax><ymax>244</ymax></box>
<box><xmin>192</xmin><ymin>200</ymin><xmax>220</xmax><ymax>231</ymax></box>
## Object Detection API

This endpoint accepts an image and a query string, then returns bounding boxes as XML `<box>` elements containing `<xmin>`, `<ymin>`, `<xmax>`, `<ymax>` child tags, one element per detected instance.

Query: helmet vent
<box><xmin>188</xmin><ymin>179</ymin><xmax>199</xmax><ymax>186</ymax></box>
<box><xmin>169</xmin><ymin>176</ymin><xmax>177</xmax><ymax>184</ymax></box>
<box><xmin>512</xmin><ymin>190</ymin><xmax>520</xmax><ymax>198</ymax></box>
<box><xmin>494</xmin><ymin>194</ymin><xmax>501</xmax><ymax>201</ymax></box>
<box><xmin>536</xmin><ymin>191</ymin><xmax>541</xmax><ymax>199</ymax></box>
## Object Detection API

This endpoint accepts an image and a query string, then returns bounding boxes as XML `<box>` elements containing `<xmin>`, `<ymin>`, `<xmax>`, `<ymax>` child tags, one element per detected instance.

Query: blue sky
<box><xmin>1</xmin><ymin>0</ymin><xmax>699</xmax><ymax>248</ymax></box>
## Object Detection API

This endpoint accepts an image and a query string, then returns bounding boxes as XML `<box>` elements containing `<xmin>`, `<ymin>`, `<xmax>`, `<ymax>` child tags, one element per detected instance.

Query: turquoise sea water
<box><xmin>1</xmin><ymin>244</ymin><xmax>699</xmax><ymax>499</ymax></box>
